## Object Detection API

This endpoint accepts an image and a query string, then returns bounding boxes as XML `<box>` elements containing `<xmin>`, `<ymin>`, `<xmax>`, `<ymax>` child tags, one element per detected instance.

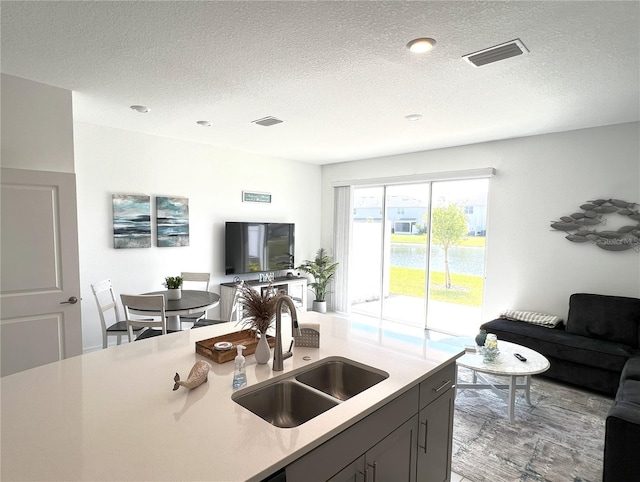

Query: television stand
<box><xmin>220</xmin><ymin>276</ymin><xmax>307</xmax><ymax>322</ymax></box>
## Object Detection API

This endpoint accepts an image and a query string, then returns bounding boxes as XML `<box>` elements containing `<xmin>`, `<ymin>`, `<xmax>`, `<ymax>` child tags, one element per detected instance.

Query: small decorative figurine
<box><xmin>173</xmin><ymin>360</ymin><xmax>211</xmax><ymax>391</ymax></box>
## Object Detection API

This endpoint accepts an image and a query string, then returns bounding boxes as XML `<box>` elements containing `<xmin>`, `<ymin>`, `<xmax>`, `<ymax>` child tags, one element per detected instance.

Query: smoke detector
<box><xmin>251</xmin><ymin>116</ymin><xmax>284</xmax><ymax>127</ymax></box>
<box><xmin>462</xmin><ymin>39</ymin><xmax>529</xmax><ymax>67</ymax></box>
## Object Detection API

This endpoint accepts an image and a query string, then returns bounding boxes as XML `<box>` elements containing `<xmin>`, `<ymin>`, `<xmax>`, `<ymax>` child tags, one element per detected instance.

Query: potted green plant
<box><xmin>297</xmin><ymin>248</ymin><xmax>339</xmax><ymax>313</ymax></box>
<box><xmin>164</xmin><ymin>275</ymin><xmax>183</xmax><ymax>300</ymax></box>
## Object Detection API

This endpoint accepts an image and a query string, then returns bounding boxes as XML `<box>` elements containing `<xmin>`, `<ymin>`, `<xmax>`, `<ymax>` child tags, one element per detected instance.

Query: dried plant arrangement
<box><xmin>238</xmin><ymin>283</ymin><xmax>286</xmax><ymax>335</ymax></box>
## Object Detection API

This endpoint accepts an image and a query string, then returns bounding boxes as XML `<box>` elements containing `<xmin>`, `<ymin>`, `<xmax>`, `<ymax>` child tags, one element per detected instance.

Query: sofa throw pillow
<box><xmin>566</xmin><ymin>293</ymin><xmax>640</xmax><ymax>348</ymax></box>
<box><xmin>500</xmin><ymin>309</ymin><xmax>563</xmax><ymax>328</ymax></box>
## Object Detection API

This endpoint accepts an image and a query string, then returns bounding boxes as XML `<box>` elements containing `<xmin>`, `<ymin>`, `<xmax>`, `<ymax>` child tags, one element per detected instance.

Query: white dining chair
<box><xmin>120</xmin><ymin>293</ymin><xmax>168</xmax><ymax>342</ymax></box>
<box><xmin>91</xmin><ymin>279</ymin><xmax>144</xmax><ymax>348</ymax></box>
<box><xmin>180</xmin><ymin>272</ymin><xmax>211</xmax><ymax>325</ymax></box>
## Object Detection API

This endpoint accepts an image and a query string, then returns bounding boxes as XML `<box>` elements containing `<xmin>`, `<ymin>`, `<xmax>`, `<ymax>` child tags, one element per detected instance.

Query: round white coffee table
<box><xmin>444</xmin><ymin>337</ymin><xmax>550</xmax><ymax>423</ymax></box>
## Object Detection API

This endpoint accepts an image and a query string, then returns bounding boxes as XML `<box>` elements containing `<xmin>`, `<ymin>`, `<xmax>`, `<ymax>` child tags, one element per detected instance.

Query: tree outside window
<box><xmin>428</xmin><ymin>204</ymin><xmax>468</xmax><ymax>289</ymax></box>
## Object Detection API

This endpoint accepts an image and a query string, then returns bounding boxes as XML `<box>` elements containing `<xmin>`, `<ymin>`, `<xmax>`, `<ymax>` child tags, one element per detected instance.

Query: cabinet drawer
<box><xmin>419</xmin><ymin>363</ymin><xmax>456</xmax><ymax>410</ymax></box>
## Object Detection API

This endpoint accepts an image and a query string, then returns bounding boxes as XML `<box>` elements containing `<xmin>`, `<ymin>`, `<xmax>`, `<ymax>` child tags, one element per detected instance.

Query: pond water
<box><xmin>391</xmin><ymin>244</ymin><xmax>485</xmax><ymax>276</ymax></box>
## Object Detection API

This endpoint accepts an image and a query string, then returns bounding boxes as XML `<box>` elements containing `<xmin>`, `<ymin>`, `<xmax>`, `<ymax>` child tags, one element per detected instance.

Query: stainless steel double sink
<box><xmin>232</xmin><ymin>357</ymin><xmax>389</xmax><ymax>428</ymax></box>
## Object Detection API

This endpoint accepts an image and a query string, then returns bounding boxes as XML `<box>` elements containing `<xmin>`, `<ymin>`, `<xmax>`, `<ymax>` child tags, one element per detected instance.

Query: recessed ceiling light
<box><xmin>405</xmin><ymin>114</ymin><xmax>423</xmax><ymax>121</ymax></box>
<box><xmin>130</xmin><ymin>105</ymin><xmax>150</xmax><ymax>113</ymax></box>
<box><xmin>196</xmin><ymin>120</ymin><xmax>212</xmax><ymax>127</ymax></box>
<box><xmin>406</xmin><ymin>38</ymin><xmax>437</xmax><ymax>53</ymax></box>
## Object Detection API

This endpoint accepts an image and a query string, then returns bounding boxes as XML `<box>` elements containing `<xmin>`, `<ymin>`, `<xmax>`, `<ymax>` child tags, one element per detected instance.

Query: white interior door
<box><xmin>1</xmin><ymin>168</ymin><xmax>82</xmax><ymax>376</ymax></box>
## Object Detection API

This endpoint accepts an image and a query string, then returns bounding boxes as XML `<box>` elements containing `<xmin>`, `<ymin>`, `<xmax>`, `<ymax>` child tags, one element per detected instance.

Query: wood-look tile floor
<box><xmin>451</xmin><ymin>471</ymin><xmax>473</xmax><ymax>482</ymax></box>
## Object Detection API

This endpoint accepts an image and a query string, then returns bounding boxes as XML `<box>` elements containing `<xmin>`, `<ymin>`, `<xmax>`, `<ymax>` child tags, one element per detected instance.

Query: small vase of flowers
<box><xmin>165</xmin><ymin>276</ymin><xmax>183</xmax><ymax>300</ymax></box>
<box><xmin>481</xmin><ymin>334</ymin><xmax>499</xmax><ymax>362</ymax></box>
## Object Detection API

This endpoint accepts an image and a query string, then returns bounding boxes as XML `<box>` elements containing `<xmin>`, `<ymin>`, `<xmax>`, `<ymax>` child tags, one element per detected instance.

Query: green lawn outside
<box><xmin>390</xmin><ymin>234</ymin><xmax>485</xmax><ymax>248</ymax></box>
<box><xmin>385</xmin><ymin>235</ymin><xmax>485</xmax><ymax>306</ymax></box>
<box><xmin>389</xmin><ymin>266</ymin><xmax>483</xmax><ymax>306</ymax></box>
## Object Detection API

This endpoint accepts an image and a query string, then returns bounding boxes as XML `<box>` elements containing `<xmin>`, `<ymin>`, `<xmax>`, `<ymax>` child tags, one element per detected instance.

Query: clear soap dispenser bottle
<box><xmin>232</xmin><ymin>344</ymin><xmax>247</xmax><ymax>389</ymax></box>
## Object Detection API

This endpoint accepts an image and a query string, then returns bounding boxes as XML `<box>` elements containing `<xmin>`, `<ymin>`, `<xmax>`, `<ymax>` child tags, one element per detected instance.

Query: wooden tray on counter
<box><xmin>195</xmin><ymin>329</ymin><xmax>275</xmax><ymax>364</ymax></box>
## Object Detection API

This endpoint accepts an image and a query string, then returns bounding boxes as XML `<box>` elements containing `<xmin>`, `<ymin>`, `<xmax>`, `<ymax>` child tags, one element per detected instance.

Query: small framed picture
<box><xmin>242</xmin><ymin>191</ymin><xmax>272</xmax><ymax>203</ymax></box>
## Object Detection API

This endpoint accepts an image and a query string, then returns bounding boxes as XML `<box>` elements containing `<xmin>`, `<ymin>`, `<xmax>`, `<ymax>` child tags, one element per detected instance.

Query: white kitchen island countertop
<box><xmin>1</xmin><ymin>312</ymin><xmax>463</xmax><ymax>481</ymax></box>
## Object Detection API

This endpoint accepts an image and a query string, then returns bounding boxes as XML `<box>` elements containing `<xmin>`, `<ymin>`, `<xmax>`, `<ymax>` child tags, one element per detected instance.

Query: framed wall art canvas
<box><xmin>156</xmin><ymin>196</ymin><xmax>189</xmax><ymax>247</ymax></box>
<box><xmin>112</xmin><ymin>194</ymin><xmax>151</xmax><ymax>249</ymax></box>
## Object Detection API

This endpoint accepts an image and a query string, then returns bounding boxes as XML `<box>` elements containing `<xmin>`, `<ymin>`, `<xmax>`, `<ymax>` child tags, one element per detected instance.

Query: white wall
<box><xmin>4</xmin><ymin>74</ymin><xmax>639</xmax><ymax>350</ymax></box>
<box><xmin>321</xmin><ymin>123</ymin><xmax>640</xmax><ymax>324</ymax></box>
<box><xmin>1</xmin><ymin>74</ymin><xmax>75</xmax><ymax>172</ymax></box>
<box><xmin>0</xmin><ymin>75</ymin><xmax>322</xmax><ymax>353</ymax></box>
<box><xmin>74</xmin><ymin>123</ymin><xmax>321</xmax><ymax>352</ymax></box>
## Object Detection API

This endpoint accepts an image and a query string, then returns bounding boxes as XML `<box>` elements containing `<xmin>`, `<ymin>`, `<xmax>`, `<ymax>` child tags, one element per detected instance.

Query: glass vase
<box><xmin>482</xmin><ymin>334</ymin><xmax>499</xmax><ymax>362</ymax></box>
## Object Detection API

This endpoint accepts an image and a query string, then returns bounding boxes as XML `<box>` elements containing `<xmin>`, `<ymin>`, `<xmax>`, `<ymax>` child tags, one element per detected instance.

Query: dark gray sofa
<box><xmin>480</xmin><ymin>293</ymin><xmax>640</xmax><ymax>396</ymax></box>
<box><xmin>481</xmin><ymin>293</ymin><xmax>640</xmax><ymax>482</ymax></box>
<box><xmin>603</xmin><ymin>357</ymin><xmax>640</xmax><ymax>481</ymax></box>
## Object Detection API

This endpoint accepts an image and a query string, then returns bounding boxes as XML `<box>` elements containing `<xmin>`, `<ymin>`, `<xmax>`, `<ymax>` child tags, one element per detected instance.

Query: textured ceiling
<box><xmin>1</xmin><ymin>1</ymin><xmax>639</xmax><ymax>164</ymax></box>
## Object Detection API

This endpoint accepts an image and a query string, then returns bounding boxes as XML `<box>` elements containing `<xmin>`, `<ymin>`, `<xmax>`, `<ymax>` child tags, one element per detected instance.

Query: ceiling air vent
<box><xmin>462</xmin><ymin>39</ymin><xmax>528</xmax><ymax>67</ymax></box>
<box><xmin>251</xmin><ymin>116</ymin><xmax>284</xmax><ymax>127</ymax></box>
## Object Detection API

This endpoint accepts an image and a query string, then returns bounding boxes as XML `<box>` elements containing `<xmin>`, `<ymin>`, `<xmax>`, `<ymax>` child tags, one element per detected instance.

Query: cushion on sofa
<box><xmin>481</xmin><ymin>318</ymin><xmax>633</xmax><ymax>372</ymax></box>
<box><xmin>566</xmin><ymin>293</ymin><xmax>640</xmax><ymax>348</ymax></box>
<box><xmin>606</xmin><ymin>400</ymin><xmax>640</xmax><ymax>427</ymax></box>
<box><xmin>617</xmin><ymin>379</ymin><xmax>640</xmax><ymax>405</ymax></box>
<box><xmin>620</xmin><ymin>356</ymin><xmax>640</xmax><ymax>381</ymax></box>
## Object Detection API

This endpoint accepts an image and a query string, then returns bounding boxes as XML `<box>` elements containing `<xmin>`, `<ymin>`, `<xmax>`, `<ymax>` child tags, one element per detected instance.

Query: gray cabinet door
<box><xmin>417</xmin><ymin>387</ymin><xmax>455</xmax><ymax>482</ymax></box>
<box><xmin>364</xmin><ymin>415</ymin><xmax>418</xmax><ymax>482</ymax></box>
<box><xmin>328</xmin><ymin>456</ymin><xmax>365</xmax><ymax>482</ymax></box>
<box><xmin>329</xmin><ymin>416</ymin><xmax>419</xmax><ymax>482</ymax></box>
<box><xmin>287</xmin><ymin>387</ymin><xmax>419</xmax><ymax>482</ymax></box>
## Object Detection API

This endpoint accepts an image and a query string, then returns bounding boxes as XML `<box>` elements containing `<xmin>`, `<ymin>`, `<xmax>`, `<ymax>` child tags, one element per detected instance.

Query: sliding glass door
<box><xmin>381</xmin><ymin>184</ymin><xmax>431</xmax><ymax>325</ymax></box>
<box><xmin>349</xmin><ymin>178</ymin><xmax>488</xmax><ymax>335</ymax></box>
<box><xmin>350</xmin><ymin>183</ymin><xmax>431</xmax><ymax>327</ymax></box>
<box><xmin>350</xmin><ymin>187</ymin><xmax>385</xmax><ymax>319</ymax></box>
<box><xmin>425</xmin><ymin>179</ymin><xmax>488</xmax><ymax>334</ymax></box>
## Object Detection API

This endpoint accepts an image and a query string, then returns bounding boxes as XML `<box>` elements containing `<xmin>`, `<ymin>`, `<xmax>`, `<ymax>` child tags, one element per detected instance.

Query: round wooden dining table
<box><xmin>132</xmin><ymin>290</ymin><xmax>221</xmax><ymax>331</ymax></box>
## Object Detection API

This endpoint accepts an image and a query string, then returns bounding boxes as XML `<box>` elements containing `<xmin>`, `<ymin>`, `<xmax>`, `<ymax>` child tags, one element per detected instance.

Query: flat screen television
<box><xmin>225</xmin><ymin>222</ymin><xmax>295</xmax><ymax>275</ymax></box>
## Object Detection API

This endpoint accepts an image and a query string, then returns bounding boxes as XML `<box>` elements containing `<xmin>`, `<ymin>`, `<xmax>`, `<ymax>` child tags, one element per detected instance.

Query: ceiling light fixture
<box><xmin>130</xmin><ymin>105</ymin><xmax>150</xmax><ymax>113</ymax></box>
<box><xmin>406</xmin><ymin>38</ymin><xmax>437</xmax><ymax>53</ymax></box>
<box><xmin>405</xmin><ymin>114</ymin><xmax>423</xmax><ymax>121</ymax></box>
<box><xmin>252</xmin><ymin>116</ymin><xmax>284</xmax><ymax>127</ymax></box>
<box><xmin>196</xmin><ymin>121</ymin><xmax>212</xmax><ymax>127</ymax></box>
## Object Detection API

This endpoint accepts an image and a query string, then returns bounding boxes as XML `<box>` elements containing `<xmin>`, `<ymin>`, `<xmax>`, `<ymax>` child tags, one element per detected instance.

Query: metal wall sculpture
<box><xmin>550</xmin><ymin>199</ymin><xmax>640</xmax><ymax>252</ymax></box>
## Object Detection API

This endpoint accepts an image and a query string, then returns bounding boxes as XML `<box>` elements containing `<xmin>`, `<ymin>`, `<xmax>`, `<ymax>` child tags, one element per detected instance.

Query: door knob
<box><xmin>60</xmin><ymin>296</ymin><xmax>78</xmax><ymax>304</ymax></box>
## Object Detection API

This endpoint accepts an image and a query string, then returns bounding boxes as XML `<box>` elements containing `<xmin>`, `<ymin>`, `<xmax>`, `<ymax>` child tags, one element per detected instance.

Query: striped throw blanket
<box><xmin>500</xmin><ymin>309</ymin><xmax>562</xmax><ymax>328</ymax></box>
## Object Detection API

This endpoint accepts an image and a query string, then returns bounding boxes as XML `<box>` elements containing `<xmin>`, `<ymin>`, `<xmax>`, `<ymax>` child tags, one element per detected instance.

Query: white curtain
<box><xmin>332</xmin><ymin>185</ymin><xmax>352</xmax><ymax>313</ymax></box>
